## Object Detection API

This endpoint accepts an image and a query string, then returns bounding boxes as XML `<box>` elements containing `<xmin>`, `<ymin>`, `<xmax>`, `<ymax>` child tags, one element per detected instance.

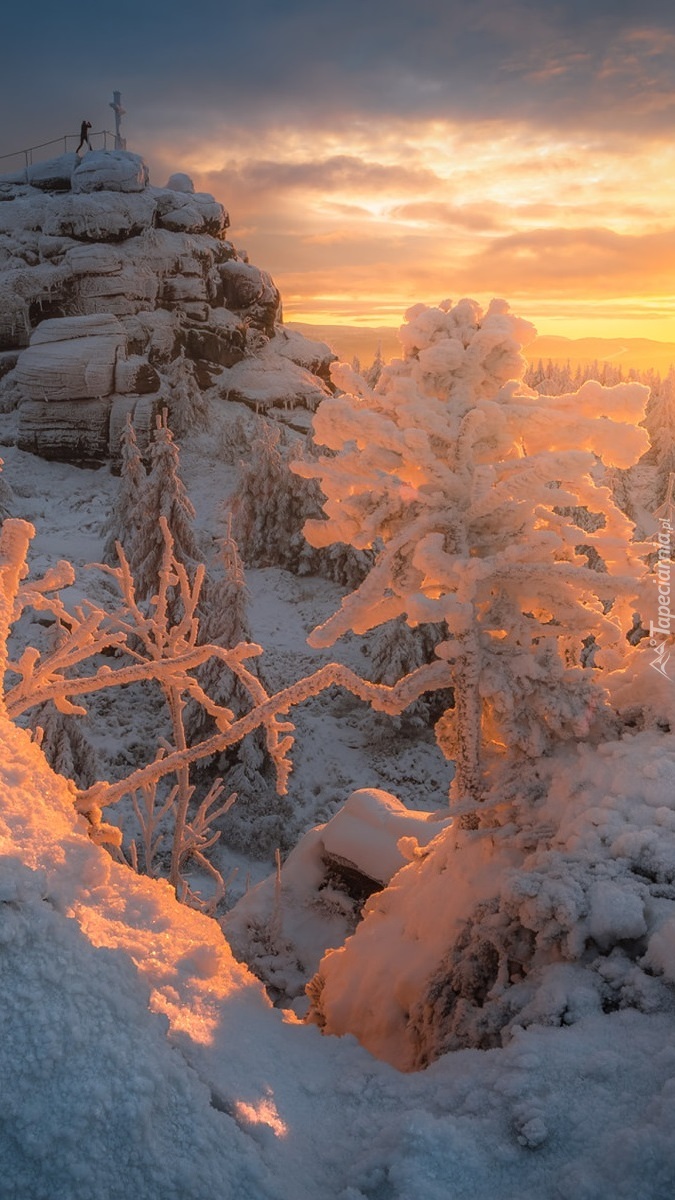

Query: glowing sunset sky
<box><xmin>2</xmin><ymin>0</ymin><xmax>675</xmax><ymax>339</ymax></box>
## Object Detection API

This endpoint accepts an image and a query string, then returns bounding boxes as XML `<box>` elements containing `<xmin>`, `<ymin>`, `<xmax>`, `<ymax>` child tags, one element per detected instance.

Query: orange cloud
<box><xmin>151</xmin><ymin>114</ymin><xmax>675</xmax><ymax>341</ymax></box>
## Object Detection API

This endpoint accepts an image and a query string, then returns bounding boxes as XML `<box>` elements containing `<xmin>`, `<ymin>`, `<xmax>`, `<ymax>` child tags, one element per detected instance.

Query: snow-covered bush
<box><xmin>294</xmin><ymin>298</ymin><xmax>650</xmax><ymax>808</ymax></box>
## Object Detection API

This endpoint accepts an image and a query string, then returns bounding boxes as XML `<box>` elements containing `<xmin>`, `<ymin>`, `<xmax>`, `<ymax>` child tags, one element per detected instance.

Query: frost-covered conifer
<box><xmin>363</xmin><ymin>342</ymin><xmax>384</xmax><ymax>388</ymax></box>
<box><xmin>102</xmin><ymin>416</ymin><xmax>147</xmax><ymax>565</ymax></box>
<box><xmin>294</xmin><ymin>298</ymin><xmax>650</xmax><ymax>807</ymax></box>
<box><xmin>230</xmin><ymin>421</ymin><xmax>315</xmax><ymax>573</ymax></box>
<box><xmin>645</xmin><ymin>368</ymin><xmax>675</xmax><ymax>507</ymax></box>
<box><xmin>230</xmin><ymin>418</ymin><xmax>370</xmax><ymax>587</ymax></box>
<box><xmin>0</xmin><ymin>457</ymin><xmax>13</xmax><ymax>521</ymax></box>
<box><xmin>129</xmin><ymin>410</ymin><xmax>201</xmax><ymax>602</ymax></box>
<box><xmin>185</xmin><ymin>523</ymin><xmax>251</xmax><ymax>743</ymax></box>
<box><xmin>30</xmin><ymin>702</ymin><xmax>98</xmax><ymax>789</ymax></box>
<box><xmin>165</xmin><ymin>354</ymin><xmax>209</xmax><ymax>437</ymax></box>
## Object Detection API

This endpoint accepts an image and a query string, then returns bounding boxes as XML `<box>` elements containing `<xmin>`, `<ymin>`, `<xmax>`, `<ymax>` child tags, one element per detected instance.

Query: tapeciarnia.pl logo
<box><xmin>649</xmin><ymin>500</ymin><xmax>674</xmax><ymax>678</ymax></box>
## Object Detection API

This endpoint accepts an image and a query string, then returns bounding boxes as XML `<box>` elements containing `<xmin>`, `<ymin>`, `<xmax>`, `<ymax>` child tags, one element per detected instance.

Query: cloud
<box><xmin>4</xmin><ymin>0</ymin><xmax>675</xmax><ymax>159</ymax></box>
<box><xmin>458</xmin><ymin>227</ymin><xmax>675</xmax><ymax>294</ymax></box>
<box><xmin>210</xmin><ymin>155</ymin><xmax>441</xmax><ymax>198</ymax></box>
<box><xmin>388</xmin><ymin>202</ymin><xmax>503</xmax><ymax>231</ymax></box>
<box><xmin>3</xmin><ymin>1</ymin><xmax>675</xmax><ymax>339</ymax></box>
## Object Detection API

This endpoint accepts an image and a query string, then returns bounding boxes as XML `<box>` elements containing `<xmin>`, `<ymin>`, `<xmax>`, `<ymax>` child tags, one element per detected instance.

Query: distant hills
<box><xmin>288</xmin><ymin>323</ymin><xmax>675</xmax><ymax>376</ymax></box>
<box><xmin>287</xmin><ymin>324</ymin><xmax>402</xmax><ymax>367</ymax></box>
<box><xmin>521</xmin><ymin>336</ymin><xmax>675</xmax><ymax>375</ymax></box>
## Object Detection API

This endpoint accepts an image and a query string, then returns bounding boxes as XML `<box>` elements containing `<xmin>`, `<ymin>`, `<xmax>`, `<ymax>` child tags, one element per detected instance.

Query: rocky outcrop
<box><xmin>0</xmin><ymin>150</ymin><xmax>335</xmax><ymax>462</ymax></box>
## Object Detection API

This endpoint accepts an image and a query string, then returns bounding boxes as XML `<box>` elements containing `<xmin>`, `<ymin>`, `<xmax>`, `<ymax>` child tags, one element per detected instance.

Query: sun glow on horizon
<box><xmin>148</xmin><ymin>114</ymin><xmax>675</xmax><ymax>344</ymax></box>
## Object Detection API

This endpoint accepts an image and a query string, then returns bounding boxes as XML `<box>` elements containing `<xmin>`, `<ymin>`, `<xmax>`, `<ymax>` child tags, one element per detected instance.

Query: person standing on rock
<box><xmin>75</xmin><ymin>120</ymin><xmax>92</xmax><ymax>153</ymax></box>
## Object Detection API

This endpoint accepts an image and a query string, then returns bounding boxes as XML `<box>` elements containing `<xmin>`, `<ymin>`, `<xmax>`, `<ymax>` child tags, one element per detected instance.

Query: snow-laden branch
<box><xmin>75</xmin><ymin>657</ymin><xmax>452</xmax><ymax>816</ymax></box>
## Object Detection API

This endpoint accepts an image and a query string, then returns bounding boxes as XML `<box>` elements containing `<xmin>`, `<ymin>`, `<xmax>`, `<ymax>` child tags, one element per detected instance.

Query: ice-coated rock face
<box><xmin>0</xmin><ymin>150</ymin><xmax>335</xmax><ymax>463</ymax></box>
<box><xmin>71</xmin><ymin>150</ymin><xmax>149</xmax><ymax>194</ymax></box>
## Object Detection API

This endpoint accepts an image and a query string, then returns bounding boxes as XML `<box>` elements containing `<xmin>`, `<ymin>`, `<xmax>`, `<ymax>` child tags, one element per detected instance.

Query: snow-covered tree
<box><xmin>644</xmin><ymin>368</ymin><xmax>675</xmax><ymax>507</ymax></box>
<box><xmin>230</xmin><ymin>418</ymin><xmax>370</xmax><ymax>588</ymax></box>
<box><xmin>30</xmin><ymin>701</ymin><xmax>99</xmax><ymax>789</ymax></box>
<box><xmin>185</xmin><ymin>520</ymin><xmax>252</xmax><ymax>744</ymax></box>
<box><xmin>293</xmin><ymin>298</ymin><xmax>650</xmax><ymax>810</ymax></box>
<box><xmin>363</xmin><ymin>341</ymin><xmax>384</xmax><ymax>388</ymax></box>
<box><xmin>102</xmin><ymin>415</ymin><xmax>147</xmax><ymax>565</ymax></box>
<box><xmin>165</xmin><ymin>353</ymin><xmax>209</xmax><ymax>437</ymax></box>
<box><xmin>128</xmin><ymin>410</ymin><xmax>201</xmax><ymax>604</ymax></box>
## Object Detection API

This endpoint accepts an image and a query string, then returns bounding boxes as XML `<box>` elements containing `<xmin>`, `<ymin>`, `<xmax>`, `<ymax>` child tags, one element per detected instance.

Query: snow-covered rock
<box><xmin>43</xmin><ymin>190</ymin><xmax>158</xmax><ymax>242</ymax></box>
<box><xmin>219</xmin><ymin>340</ymin><xmax>332</xmax><ymax>411</ymax></box>
<box><xmin>225</xmin><ymin>790</ymin><xmax>451</xmax><ymax>1002</ymax></box>
<box><xmin>321</xmin><ymin>787</ymin><xmax>451</xmax><ymax>884</ymax></box>
<box><xmin>310</xmin><ymin>730</ymin><xmax>675</xmax><ymax>1071</ymax></box>
<box><xmin>165</xmin><ymin>172</ymin><xmax>195</xmax><ymax>194</ymax></box>
<box><xmin>18</xmin><ymin>397</ymin><xmax>114</xmax><ymax>460</ymax></box>
<box><xmin>27</xmin><ymin>152</ymin><xmax>79</xmax><ymax>191</ymax></box>
<box><xmin>14</xmin><ymin>314</ymin><xmax>125</xmax><ymax>401</ymax></box>
<box><xmin>0</xmin><ymin>151</ymin><xmax>333</xmax><ymax>462</ymax></box>
<box><xmin>72</xmin><ymin>149</ymin><xmax>149</xmax><ymax>193</ymax></box>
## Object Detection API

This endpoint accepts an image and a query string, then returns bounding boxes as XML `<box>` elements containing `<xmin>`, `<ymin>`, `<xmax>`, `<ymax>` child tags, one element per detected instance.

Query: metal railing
<box><xmin>0</xmin><ymin>130</ymin><xmax>123</xmax><ymax>176</ymax></box>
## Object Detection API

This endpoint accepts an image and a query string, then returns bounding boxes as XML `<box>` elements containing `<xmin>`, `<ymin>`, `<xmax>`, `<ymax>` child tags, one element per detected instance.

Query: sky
<box><xmin>2</xmin><ymin>0</ymin><xmax>675</xmax><ymax>341</ymax></box>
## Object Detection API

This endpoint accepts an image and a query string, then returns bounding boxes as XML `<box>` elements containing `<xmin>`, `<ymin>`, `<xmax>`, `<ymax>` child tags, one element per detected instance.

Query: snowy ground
<box><xmin>1</xmin><ymin>397</ymin><xmax>675</xmax><ymax>1198</ymax></box>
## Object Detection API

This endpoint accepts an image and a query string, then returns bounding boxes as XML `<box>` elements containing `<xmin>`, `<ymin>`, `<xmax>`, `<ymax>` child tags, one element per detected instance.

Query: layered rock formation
<box><xmin>0</xmin><ymin>150</ymin><xmax>333</xmax><ymax>461</ymax></box>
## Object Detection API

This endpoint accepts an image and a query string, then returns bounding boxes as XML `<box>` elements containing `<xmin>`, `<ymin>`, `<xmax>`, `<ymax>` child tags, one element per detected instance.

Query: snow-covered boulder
<box><xmin>272</xmin><ymin>326</ymin><xmax>335</xmax><ymax>380</ymax></box>
<box><xmin>219</xmin><ymin>338</ymin><xmax>332</xmax><ymax>412</ymax></box>
<box><xmin>310</xmin><ymin>731</ymin><xmax>675</xmax><ymax>1071</ymax></box>
<box><xmin>27</xmin><ymin>153</ymin><xmax>79</xmax><ymax>191</ymax></box>
<box><xmin>114</xmin><ymin>355</ymin><xmax>161</xmax><ymax>395</ymax></box>
<box><xmin>225</xmin><ymin>790</ymin><xmax>451</xmax><ymax>1003</ymax></box>
<box><xmin>165</xmin><ymin>172</ymin><xmax>195</xmax><ymax>193</ymax></box>
<box><xmin>321</xmin><ymin>788</ymin><xmax>451</xmax><ymax>885</ymax></box>
<box><xmin>219</xmin><ymin>259</ymin><xmax>279</xmax><ymax>324</ymax></box>
<box><xmin>72</xmin><ymin>149</ymin><xmax>149</xmax><ymax>193</ymax></box>
<box><xmin>14</xmin><ymin>315</ymin><xmax>126</xmax><ymax>401</ymax></box>
<box><xmin>76</xmin><ymin>262</ymin><xmax>159</xmax><ymax>316</ymax></box>
<box><xmin>184</xmin><ymin>307</ymin><xmax>247</xmax><ymax>369</ymax></box>
<box><xmin>17</xmin><ymin>396</ymin><xmax>113</xmax><ymax>460</ymax></box>
<box><xmin>42</xmin><ymin>191</ymin><xmax>157</xmax><ymax>242</ymax></box>
<box><xmin>154</xmin><ymin>189</ymin><xmax>229</xmax><ymax>237</ymax></box>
